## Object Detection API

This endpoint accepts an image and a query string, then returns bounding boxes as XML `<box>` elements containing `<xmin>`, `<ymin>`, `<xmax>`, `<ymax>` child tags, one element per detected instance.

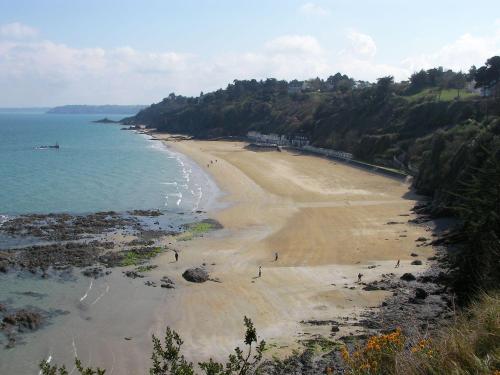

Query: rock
<box><xmin>400</xmin><ymin>273</ymin><xmax>416</xmax><ymax>281</ymax></box>
<box><xmin>415</xmin><ymin>288</ymin><xmax>428</xmax><ymax>299</ymax></box>
<box><xmin>3</xmin><ymin>309</ymin><xmax>43</xmax><ymax>331</ymax></box>
<box><xmin>416</xmin><ymin>237</ymin><xmax>428</xmax><ymax>242</ymax></box>
<box><xmin>411</xmin><ymin>260</ymin><xmax>423</xmax><ymax>265</ymax></box>
<box><xmin>182</xmin><ymin>267</ymin><xmax>209</xmax><ymax>283</ymax></box>
<box><xmin>410</xmin><ymin>252</ymin><xmax>418</xmax><ymax>257</ymax></box>
<box><xmin>82</xmin><ymin>266</ymin><xmax>108</xmax><ymax>278</ymax></box>
<box><xmin>363</xmin><ymin>284</ymin><xmax>380</xmax><ymax>291</ymax></box>
<box><xmin>160</xmin><ymin>276</ymin><xmax>175</xmax><ymax>289</ymax></box>
<box><xmin>124</xmin><ymin>270</ymin><xmax>144</xmax><ymax>279</ymax></box>
<box><xmin>427</xmin><ymin>256</ymin><xmax>437</xmax><ymax>261</ymax></box>
<box><xmin>331</xmin><ymin>325</ymin><xmax>340</xmax><ymax>333</ymax></box>
<box><xmin>417</xmin><ymin>275</ymin><xmax>434</xmax><ymax>283</ymax></box>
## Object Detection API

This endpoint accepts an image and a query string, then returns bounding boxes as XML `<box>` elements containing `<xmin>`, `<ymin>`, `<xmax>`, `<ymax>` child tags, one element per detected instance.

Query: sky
<box><xmin>0</xmin><ymin>0</ymin><xmax>499</xmax><ymax>106</ymax></box>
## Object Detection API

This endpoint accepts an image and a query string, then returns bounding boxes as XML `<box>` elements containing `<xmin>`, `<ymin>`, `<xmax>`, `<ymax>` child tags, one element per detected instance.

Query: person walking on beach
<box><xmin>357</xmin><ymin>273</ymin><xmax>363</xmax><ymax>283</ymax></box>
<box><xmin>174</xmin><ymin>250</ymin><xmax>179</xmax><ymax>262</ymax></box>
<box><xmin>258</xmin><ymin>266</ymin><xmax>262</xmax><ymax>278</ymax></box>
<box><xmin>275</xmin><ymin>252</ymin><xmax>279</xmax><ymax>262</ymax></box>
<box><xmin>395</xmin><ymin>259</ymin><xmax>400</xmax><ymax>268</ymax></box>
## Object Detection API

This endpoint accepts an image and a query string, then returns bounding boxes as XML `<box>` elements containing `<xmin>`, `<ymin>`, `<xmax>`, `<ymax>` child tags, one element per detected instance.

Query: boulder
<box><xmin>411</xmin><ymin>260</ymin><xmax>423</xmax><ymax>265</ymax></box>
<box><xmin>182</xmin><ymin>267</ymin><xmax>209</xmax><ymax>283</ymax></box>
<box><xmin>400</xmin><ymin>273</ymin><xmax>416</xmax><ymax>281</ymax></box>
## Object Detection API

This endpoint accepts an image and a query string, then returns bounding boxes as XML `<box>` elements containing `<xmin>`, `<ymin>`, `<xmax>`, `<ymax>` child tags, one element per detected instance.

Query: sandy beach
<box><xmin>144</xmin><ymin>136</ymin><xmax>434</xmax><ymax>362</ymax></box>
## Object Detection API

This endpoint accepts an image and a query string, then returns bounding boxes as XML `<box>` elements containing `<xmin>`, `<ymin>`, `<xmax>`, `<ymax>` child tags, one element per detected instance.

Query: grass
<box><xmin>301</xmin><ymin>337</ymin><xmax>340</xmax><ymax>353</ymax></box>
<box><xmin>403</xmin><ymin>87</ymin><xmax>479</xmax><ymax>103</ymax></box>
<box><xmin>177</xmin><ymin>219</ymin><xmax>222</xmax><ymax>241</ymax></box>
<box><xmin>120</xmin><ymin>247</ymin><xmax>163</xmax><ymax>266</ymax></box>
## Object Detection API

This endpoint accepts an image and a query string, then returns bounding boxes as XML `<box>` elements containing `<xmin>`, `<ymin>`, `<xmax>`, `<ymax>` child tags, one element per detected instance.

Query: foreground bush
<box><xmin>340</xmin><ymin>293</ymin><xmax>500</xmax><ymax>375</ymax></box>
<box><xmin>40</xmin><ymin>316</ymin><xmax>265</xmax><ymax>375</ymax></box>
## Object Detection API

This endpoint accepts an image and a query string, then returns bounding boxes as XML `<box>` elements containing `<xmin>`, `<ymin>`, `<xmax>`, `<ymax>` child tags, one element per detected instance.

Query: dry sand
<box><xmin>141</xmin><ymin>136</ymin><xmax>434</xmax><ymax>363</ymax></box>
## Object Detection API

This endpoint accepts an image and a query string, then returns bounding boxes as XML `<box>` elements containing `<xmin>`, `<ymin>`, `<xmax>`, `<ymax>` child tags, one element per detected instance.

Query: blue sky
<box><xmin>0</xmin><ymin>0</ymin><xmax>499</xmax><ymax>106</ymax></box>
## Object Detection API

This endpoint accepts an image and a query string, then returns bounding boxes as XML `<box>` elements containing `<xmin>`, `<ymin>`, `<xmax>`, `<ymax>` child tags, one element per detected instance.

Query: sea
<box><xmin>0</xmin><ymin>111</ymin><xmax>219</xmax><ymax>374</ymax></box>
<box><xmin>0</xmin><ymin>111</ymin><xmax>218</xmax><ymax>220</ymax></box>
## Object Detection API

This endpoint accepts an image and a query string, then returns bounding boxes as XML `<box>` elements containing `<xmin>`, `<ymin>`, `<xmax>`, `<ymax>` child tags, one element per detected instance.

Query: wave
<box><xmin>0</xmin><ymin>215</ymin><xmax>8</xmax><ymax>226</ymax></box>
<box><xmin>79</xmin><ymin>279</ymin><xmax>93</xmax><ymax>302</ymax></box>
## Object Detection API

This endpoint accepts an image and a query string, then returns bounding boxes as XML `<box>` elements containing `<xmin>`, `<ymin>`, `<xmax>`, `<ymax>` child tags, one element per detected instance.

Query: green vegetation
<box><xmin>300</xmin><ymin>337</ymin><xmax>339</xmax><ymax>353</ymax></box>
<box><xmin>404</xmin><ymin>87</ymin><xmax>478</xmax><ymax>103</ymax></box>
<box><xmin>120</xmin><ymin>247</ymin><xmax>163</xmax><ymax>266</ymax></box>
<box><xmin>414</xmin><ymin>116</ymin><xmax>500</xmax><ymax>302</ymax></box>
<box><xmin>177</xmin><ymin>219</ymin><xmax>222</xmax><ymax>241</ymax></box>
<box><xmin>40</xmin><ymin>317</ymin><xmax>266</xmax><ymax>375</ymax></box>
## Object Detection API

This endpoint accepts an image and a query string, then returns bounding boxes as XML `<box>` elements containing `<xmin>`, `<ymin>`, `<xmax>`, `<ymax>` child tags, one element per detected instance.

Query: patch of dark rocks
<box><xmin>82</xmin><ymin>266</ymin><xmax>111</xmax><ymax>279</ymax></box>
<box><xmin>0</xmin><ymin>302</ymin><xmax>68</xmax><ymax>348</ymax></box>
<box><xmin>0</xmin><ymin>212</ymin><xmax>140</xmax><ymax>241</ymax></box>
<box><xmin>128</xmin><ymin>209</ymin><xmax>162</xmax><ymax>217</ymax></box>
<box><xmin>123</xmin><ymin>270</ymin><xmax>144</xmax><ymax>279</ymax></box>
<box><xmin>356</xmin><ymin>257</ymin><xmax>454</xmax><ymax>334</ymax></box>
<box><xmin>160</xmin><ymin>276</ymin><xmax>175</xmax><ymax>289</ymax></box>
<box><xmin>1</xmin><ymin>241</ymin><xmax>116</xmax><ymax>273</ymax></box>
<box><xmin>127</xmin><ymin>238</ymin><xmax>155</xmax><ymax>247</ymax></box>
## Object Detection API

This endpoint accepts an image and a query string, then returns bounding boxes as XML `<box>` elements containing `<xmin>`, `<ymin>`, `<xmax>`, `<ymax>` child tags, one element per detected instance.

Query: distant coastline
<box><xmin>47</xmin><ymin>104</ymin><xmax>147</xmax><ymax>115</ymax></box>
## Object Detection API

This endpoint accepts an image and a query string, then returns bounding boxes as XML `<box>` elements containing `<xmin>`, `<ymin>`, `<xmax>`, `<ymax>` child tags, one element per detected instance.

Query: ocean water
<box><xmin>0</xmin><ymin>112</ymin><xmax>220</xmax><ymax>374</ymax></box>
<box><xmin>0</xmin><ymin>111</ymin><xmax>217</xmax><ymax>218</ymax></box>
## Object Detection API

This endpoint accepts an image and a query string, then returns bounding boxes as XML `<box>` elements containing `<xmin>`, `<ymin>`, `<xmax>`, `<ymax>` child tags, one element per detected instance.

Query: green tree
<box><xmin>474</xmin><ymin>56</ymin><xmax>500</xmax><ymax>97</ymax></box>
<box><xmin>375</xmin><ymin>76</ymin><xmax>394</xmax><ymax>102</ymax></box>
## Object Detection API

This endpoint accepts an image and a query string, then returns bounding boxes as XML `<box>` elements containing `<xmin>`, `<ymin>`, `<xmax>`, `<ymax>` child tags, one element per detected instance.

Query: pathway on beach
<box><xmin>144</xmin><ymin>138</ymin><xmax>434</xmax><ymax>363</ymax></box>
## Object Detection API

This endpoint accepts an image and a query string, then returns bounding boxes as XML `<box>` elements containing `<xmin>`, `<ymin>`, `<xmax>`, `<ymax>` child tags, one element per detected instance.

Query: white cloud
<box><xmin>347</xmin><ymin>30</ymin><xmax>377</xmax><ymax>59</ymax></box>
<box><xmin>0</xmin><ymin>22</ymin><xmax>38</xmax><ymax>39</ymax></box>
<box><xmin>299</xmin><ymin>2</ymin><xmax>330</xmax><ymax>16</ymax></box>
<box><xmin>0</xmin><ymin>33</ymin><xmax>331</xmax><ymax>106</ymax></box>
<box><xmin>265</xmin><ymin>35</ymin><xmax>324</xmax><ymax>56</ymax></box>
<box><xmin>1</xmin><ymin>20</ymin><xmax>500</xmax><ymax>106</ymax></box>
<box><xmin>402</xmin><ymin>30</ymin><xmax>500</xmax><ymax>72</ymax></box>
